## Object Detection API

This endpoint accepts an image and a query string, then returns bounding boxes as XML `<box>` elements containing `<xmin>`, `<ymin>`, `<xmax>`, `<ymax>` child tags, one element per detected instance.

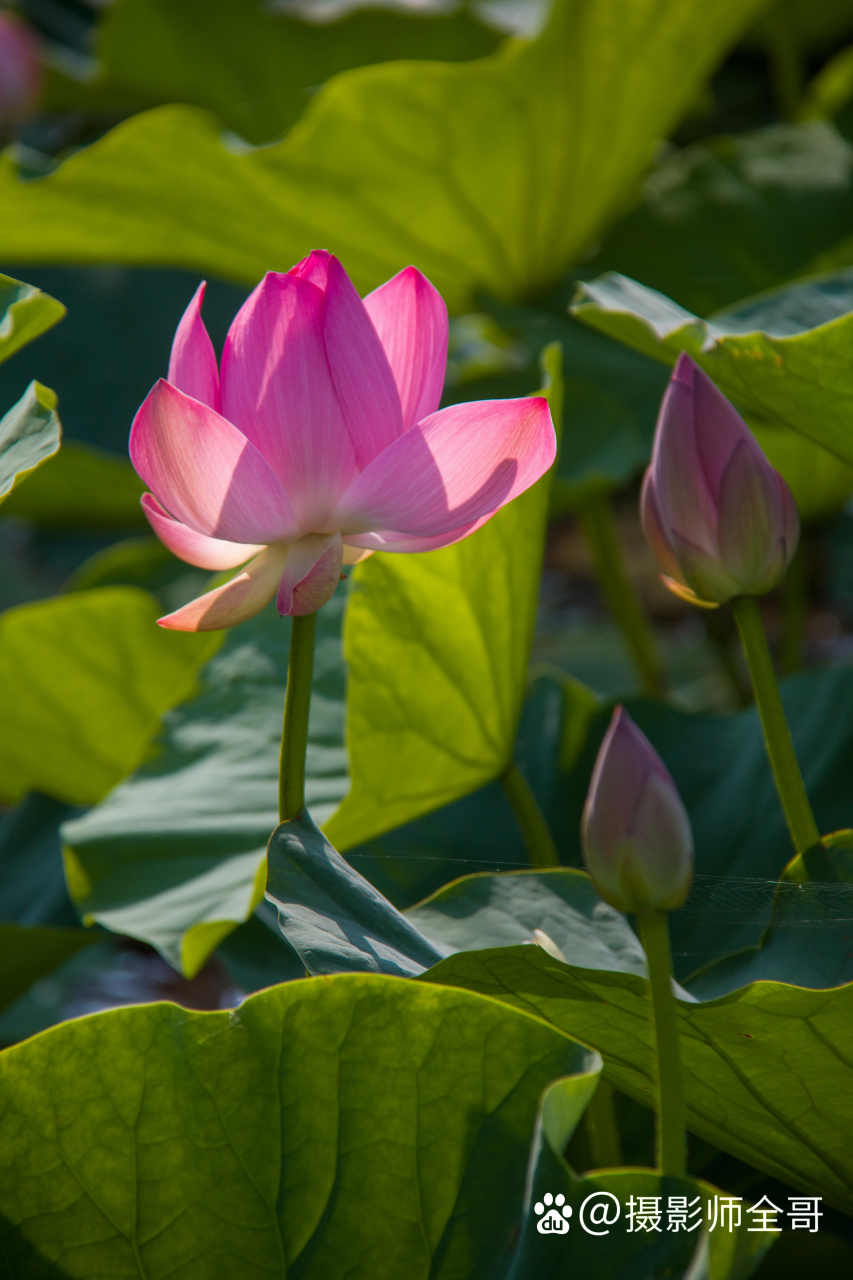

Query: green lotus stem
<box><xmin>731</xmin><ymin>595</ymin><xmax>820</xmax><ymax>856</ymax></box>
<box><xmin>577</xmin><ymin>491</ymin><xmax>665</xmax><ymax>697</ymax></box>
<box><xmin>779</xmin><ymin>539</ymin><xmax>807</xmax><ymax>676</ymax></box>
<box><xmin>279</xmin><ymin>612</ymin><xmax>317</xmax><ymax>822</ymax></box>
<box><xmin>500</xmin><ymin>761</ymin><xmax>560</xmax><ymax>867</ymax></box>
<box><xmin>584</xmin><ymin>1080</ymin><xmax>623</xmax><ymax>1169</ymax></box>
<box><xmin>701</xmin><ymin>607</ymin><xmax>751</xmax><ymax>707</ymax></box>
<box><xmin>637</xmin><ymin>908</ymin><xmax>685</xmax><ymax>1177</ymax></box>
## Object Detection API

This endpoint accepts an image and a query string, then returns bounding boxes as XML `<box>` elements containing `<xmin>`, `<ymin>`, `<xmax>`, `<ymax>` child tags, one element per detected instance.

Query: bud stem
<box><xmin>731</xmin><ymin>595</ymin><xmax>820</xmax><ymax>856</ymax></box>
<box><xmin>500</xmin><ymin>761</ymin><xmax>561</xmax><ymax>866</ymax></box>
<box><xmin>637</xmin><ymin>907</ymin><xmax>686</xmax><ymax>1176</ymax></box>
<box><xmin>577</xmin><ymin>491</ymin><xmax>665</xmax><ymax>697</ymax></box>
<box><xmin>279</xmin><ymin>612</ymin><xmax>317</xmax><ymax>822</ymax></box>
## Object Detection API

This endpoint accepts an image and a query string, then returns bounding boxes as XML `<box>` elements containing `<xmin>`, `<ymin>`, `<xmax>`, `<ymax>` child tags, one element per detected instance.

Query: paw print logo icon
<box><xmin>534</xmin><ymin>1193</ymin><xmax>571</xmax><ymax>1234</ymax></box>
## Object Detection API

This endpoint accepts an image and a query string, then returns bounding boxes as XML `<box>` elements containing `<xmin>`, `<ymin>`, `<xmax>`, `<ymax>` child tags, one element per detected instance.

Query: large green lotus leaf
<box><xmin>470</xmin><ymin>122</ymin><xmax>853</xmax><ymax>506</ymax></box>
<box><xmin>0</xmin><ymin>264</ymin><xmax>65</xmax><ymax>508</ymax></box>
<box><xmin>0</xmin><ymin>0</ymin><xmax>769</xmax><ymax>313</ymax></box>
<box><xmin>59</xmin><ymin>628</ymin><xmax>853</xmax><ymax>989</ymax></box>
<box><xmin>346</xmin><ymin>663</ymin><xmax>853</xmax><ymax>970</ymax></box>
<box><xmin>61</xmin><ymin>591</ymin><xmax>349</xmax><ymax>978</ymax></box>
<box><xmin>346</xmin><ymin>663</ymin><xmax>853</xmax><ymax>983</ymax></box>
<box><xmin>425</xmin><ymin>945</ymin><xmax>853</xmax><ymax>1212</ymax></box>
<box><xmin>0</xmin><ymin>273</ymin><xmax>65</xmax><ymax>366</ymax></box>
<box><xmin>0</xmin><ymin>923</ymin><xmax>96</xmax><ymax>1013</ymax></box>
<box><xmin>0</xmin><ymin>381</ymin><xmax>61</xmax><ymax>506</ymax></box>
<box><xmin>0</xmin><ymin>439</ymin><xmax>147</xmax><ymax>527</ymax></box>
<box><xmin>686</xmin><ymin>841</ymin><xmax>853</xmax><ymax>1000</ymax></box>
<box><xmin>406</xmin><ymin>860</ymin><xmax>853</xmax><ymax>1006</ymax></box>
<box><xmin>274</xmin><ymin>799</ymin><xmax>811</xmax><ymax>1001</ymax></box>
<box><xmin>270</xmin><ymin>792</ymin><xmax>853</xmax><ymax>1002</ymax></box>
<box><xmin>585</xmin><ymin>120</ymin><xmax>853</xmax><ymax>316</ymax></box>
<box><xmin>325</xmin><ymin>348</ymin><xmax>562</xmax><ymax>853</ymax></box>
<box><xmin>509</xmin><ymin>1078</ymin><xmax>773</xmax><ymax>1278</ymax></box>
<box><xmin>0</xmin><ymin>971</ymin><xmax>598</xmax><ymax>1277</ymax></box>
<box><xmin>268</xmin><ymin>803</ymin><xmax>646</xmax><ymax>983</ymax></box>
<box><xmin>266</xmin><ymin>811</ymin><xmax>445</xmax><ymax>977</ymax></box>
<box><xmin>215</xmin><ymin>903</ymin><xmax>306</xmax><ymax>991</ymax></box>
<box><xmin>571</xmin><ymin>268</ymin><xmax>853</xmax><ymax>471</ymax></box>
<box><xmin>407</xmin><ymin>867</ymin><xmax>648</xmax><ymax>977</ymax></box>
<box><xmin>59</xmin><ymin>595</ymin><xmax>574</xmax><ymax>981</ymax></box>
<box><xmin>0</xmin><ymin>586</ymin><xmax>219</xmax><ymax>806</ymax></box>
<box><xmin>46</xmin><ymin>0</ymin><xmax>500</xmax><ymax>145</ymax></box>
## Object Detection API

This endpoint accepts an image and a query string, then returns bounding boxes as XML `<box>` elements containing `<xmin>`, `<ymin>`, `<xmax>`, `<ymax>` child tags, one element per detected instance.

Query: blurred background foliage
<box><xmin>4</xmin><ymin>0</ymin><xmax>853</xmax><ymax>1269</ymax></box>
<box><xmin>6</xmin><ymin>0</ymin><xmax>853</xmax><ymax>990</ymax></box>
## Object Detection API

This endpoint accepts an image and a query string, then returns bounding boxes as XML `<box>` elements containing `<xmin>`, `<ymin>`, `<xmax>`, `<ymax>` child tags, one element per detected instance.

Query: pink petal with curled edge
<box><xmin>315</xmin><ymin>254</ymin><xmax>404</xmax><ymax>469</ymax></box>
<box><xmin>288</xmin><ymin>249</ymin><xmax>332</xmax><ymax>291</ymax></box>
<box><xmin>363</xmin><ymin>267</ymin><xmax>448</xmax><ymax>431</ymax></box>
<box><xmin>333</xmin><ymin>396</ymin><xmax>556</xmax><ymax>538</ymax></box>
<box><xmin>220</xmin><ymin>271</ymin><xmax>357</xmax><ymax>529</ymax></box>
<box><xmin>130</xmin><ymin>380</ymin><xmax>298</xmax><ymax>545</ymax></box>
<box><xmin>142</xmin><ymin>493</ymin><xmax>263</xmax><ymax>570</ymax></box>
<box><xmin>157</xmin><ymin>544</ymin><xmax>290</xmax><ymax>632</ymax></box>
<box><xmin>342</xmin><ymin>514</ymin><xmax>489</xmax><ymax>554</ymax></box>
<box><xmin>168</xmin><ymin>282</ymin><xmax>220</xmax><ymax>412</ymax></box>
<box><xmin>276</xmin><ymin>533</ymin><xmax>344</xmax><ymax>616</ymax></box>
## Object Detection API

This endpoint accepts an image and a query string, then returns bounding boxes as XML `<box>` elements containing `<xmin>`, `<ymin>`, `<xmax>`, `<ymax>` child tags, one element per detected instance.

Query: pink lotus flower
<box><xmin>641</xmin><ymin>352</ymin><xmax>799</xmax><ymax>607</ymax></box>
<box><xmin>131</xmin><ymin>252</ymin><xmax>556</xmax><ymax>630</ymax></box>
<box><xmin>582</xmin><ymin>706</ymin><xmax>693</xmax><ymax>913</ymax></box>
<box><xmin>0</xmin><ymin>12</ymin><xmax>41</xmax><ymax>126</ymax></box>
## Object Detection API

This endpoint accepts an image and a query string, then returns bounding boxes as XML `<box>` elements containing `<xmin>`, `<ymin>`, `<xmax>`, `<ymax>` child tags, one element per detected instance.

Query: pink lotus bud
<box><xmin>582</xmin><ymin>707</ymin><xmax>693</xmax><ymax>913</ymax></box>
<box><xmin>0</xmin><ymin>13</ymin><xmax>41</xmax><ymax>127</ymax></box>
<box><xmin>641</xmin><ymin>352</ymin><xmax>799</xmax><ymax>607</ymax></box>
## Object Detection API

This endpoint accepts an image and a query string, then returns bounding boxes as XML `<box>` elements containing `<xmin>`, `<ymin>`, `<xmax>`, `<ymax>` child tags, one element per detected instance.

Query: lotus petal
<box><xmin>333</xmin><ymin>396</ymin><xmax>555</xmax><ymax>538</ymax></box>
<box><xmin>130</xmin><ymin>380</ymin><xmax>297</xmax><ymax>545</ymax></box>
<box><xmin>157</xmin><ymin>544</ymin><xmax>290</xmax><ymax>632</ymax></box>
<box><xmin>167</xmin><ymin>282</ymin><xmax>220</xmax><ymax>412</ymax></box>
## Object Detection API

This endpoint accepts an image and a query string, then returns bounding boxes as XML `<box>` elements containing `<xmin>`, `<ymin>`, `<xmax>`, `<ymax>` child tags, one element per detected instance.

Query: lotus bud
<box><xmin>0</xmin><ymin>13</ymin><xmax>41</xmax><ymax>128</ymax></box>
<box><xmin>641</xmin><ymin>352</ymin><xmax>799</xmax><ymax>607</ymax></box>
<box><xmin>582</xmin><ymin>707</ymin><xmax>693</xmax><ymax>913</ymax></box>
